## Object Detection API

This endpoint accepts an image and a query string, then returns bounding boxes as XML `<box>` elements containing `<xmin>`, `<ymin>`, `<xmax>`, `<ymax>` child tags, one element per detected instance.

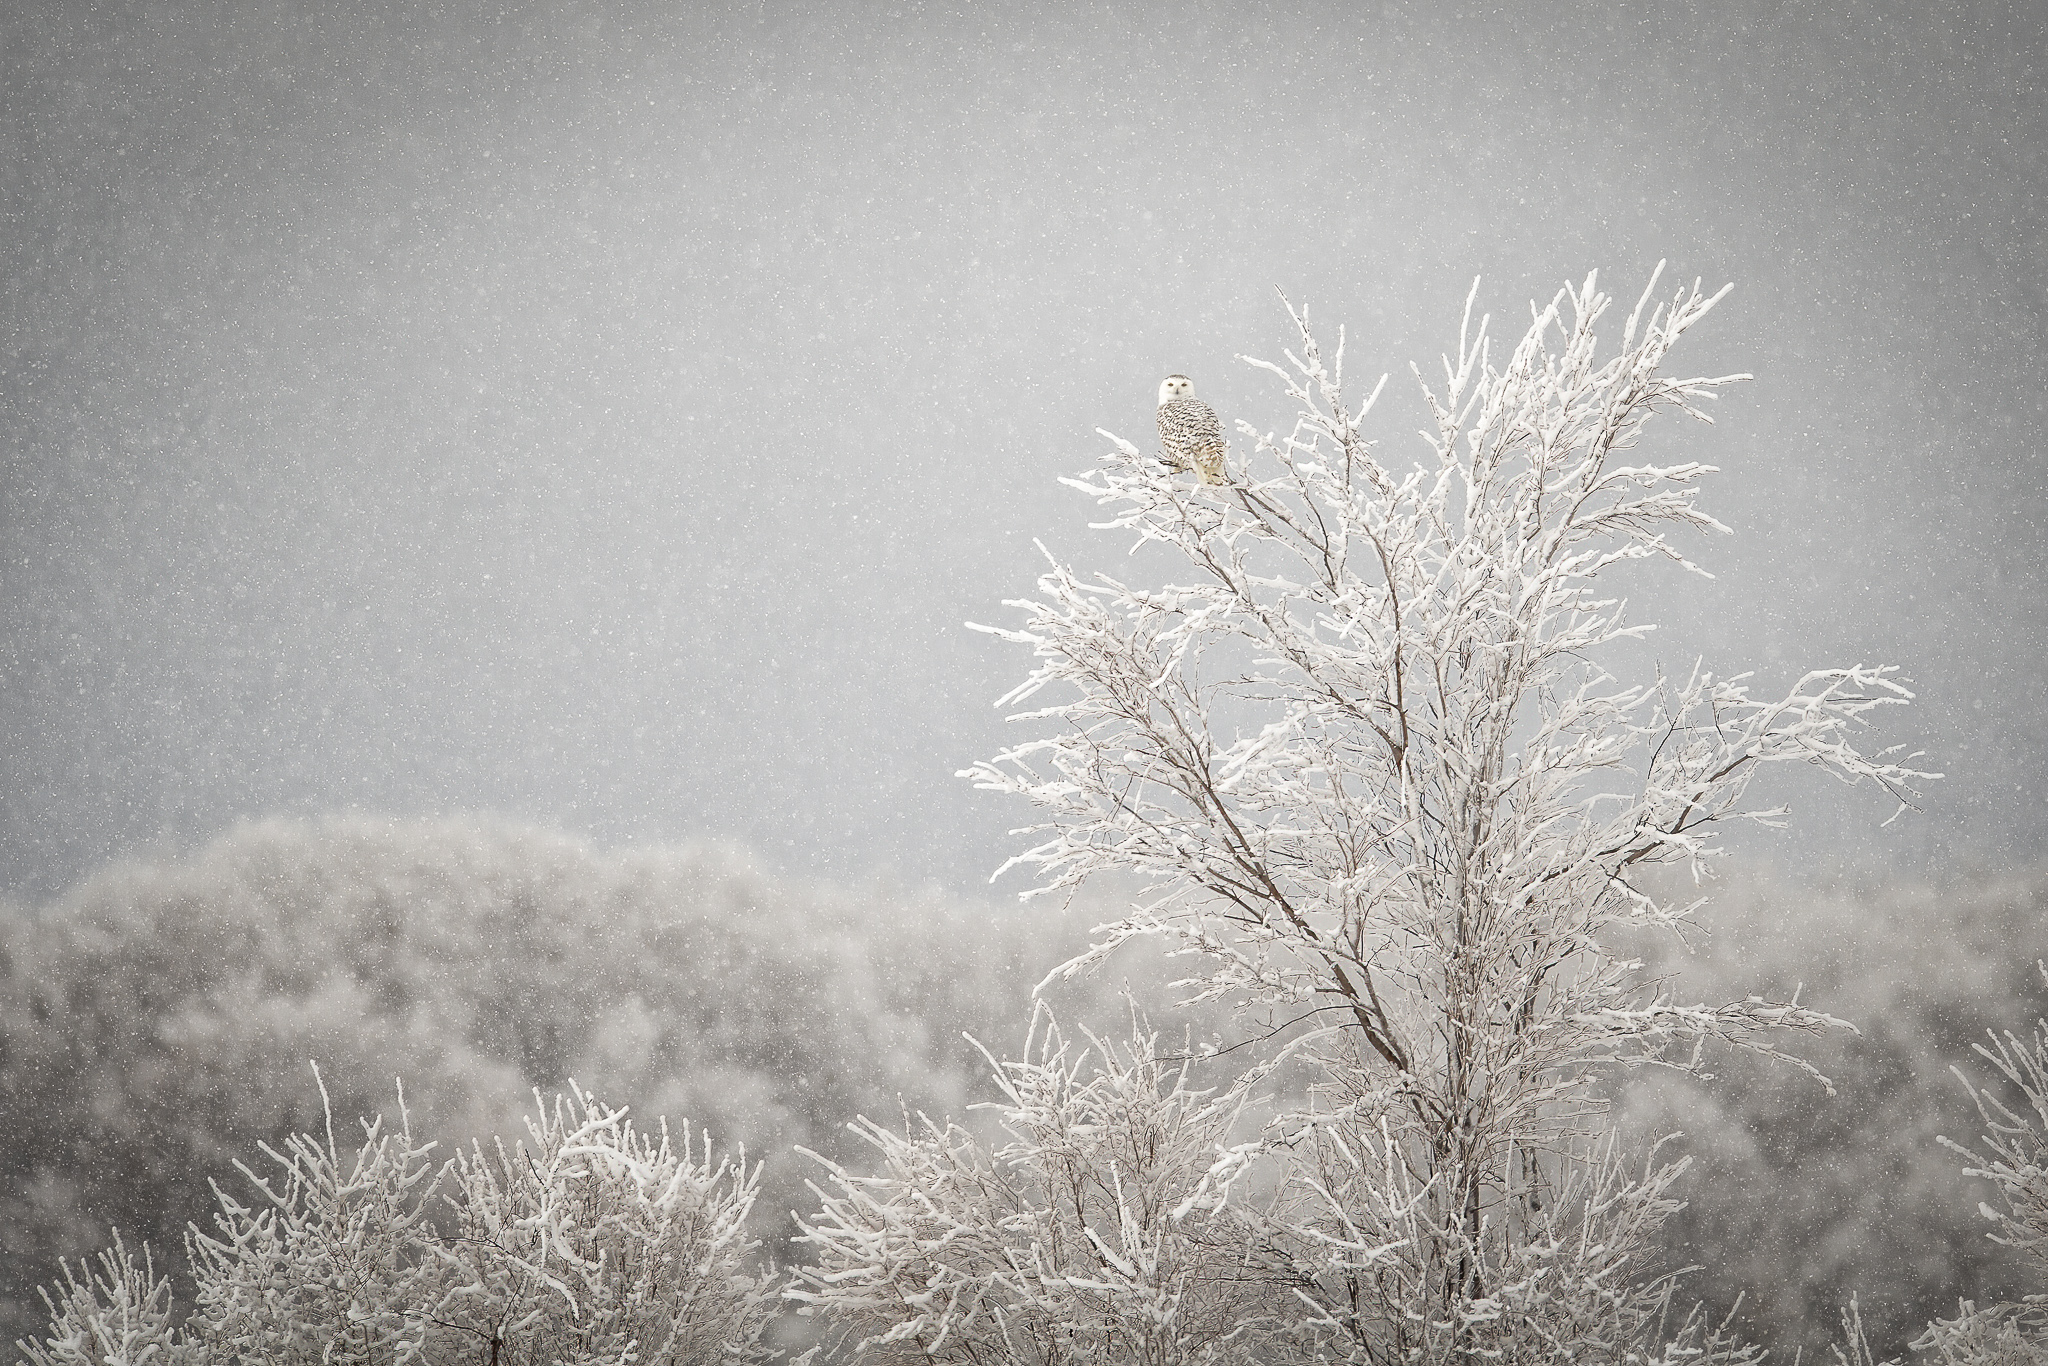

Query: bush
<box><xmin>791</xmin><ymin>1007</ymin><xmax>1278</xmax><ymax>1366</ymax></box>
<box><xmin>17</xmin><ymin>1078</ymin><xmax>777</xmax><ymax>1366</ymax></box>
<box><xmin>16</xmin><ymin>1235</ymin><xmax>177</xmax><ymax>1366</ymax></box>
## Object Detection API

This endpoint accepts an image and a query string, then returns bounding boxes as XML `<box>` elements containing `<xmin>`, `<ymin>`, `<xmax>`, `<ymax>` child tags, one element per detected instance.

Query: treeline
<box><xmin>1616</xmin><ymin>869</ymin><xmax>2046</xmax><ymax>1358</ymax></box>
<box><xmin>0</xmin><ymin>815</ymin><xmax>1196</xmax><ymax>1351</ymax></box>
<box><xmin>0</xmin><ymin>816</ymin><xmax>2041</xmax><ymax>1359</ymax></box>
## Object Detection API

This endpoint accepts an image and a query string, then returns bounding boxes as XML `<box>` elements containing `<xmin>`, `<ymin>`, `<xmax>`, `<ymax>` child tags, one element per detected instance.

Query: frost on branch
<box><xmin>1255</xmin><ymin>1069</ymin><xmax>1764</xmax><ymax>1366</ymax></box>
<box><xmin>961</xmin><ymin>267</ymin><xmax>1933</xmax><ymax>1361</ymax></box>
<box><xmin>788</xmin><ymin>1006</ymin><xmax>1282</xmax><ymax>1365</ymax></box>
<box><xmin>182</xmin><ymin>1072</ymin><xmax>445</xmax><ymax>1363</ymax></box>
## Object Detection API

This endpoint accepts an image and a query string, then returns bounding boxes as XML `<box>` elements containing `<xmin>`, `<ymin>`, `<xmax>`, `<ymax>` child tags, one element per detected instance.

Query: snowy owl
<box><xmin>1156</xmin><ymin>374</ymin><xmax>1227</xmax><ymax>485</ymax></box>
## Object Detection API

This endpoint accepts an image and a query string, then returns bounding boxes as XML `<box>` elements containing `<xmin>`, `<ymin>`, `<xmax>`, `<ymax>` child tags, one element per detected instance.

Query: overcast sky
<box><xmin>3</xmin><ymin>0</ymin><xmax>2042</xmax><ymax>904</ymax></box>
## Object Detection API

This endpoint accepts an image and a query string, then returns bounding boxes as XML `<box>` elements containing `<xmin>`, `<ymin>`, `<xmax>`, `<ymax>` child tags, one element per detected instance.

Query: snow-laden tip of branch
<box><xmin>1098</xmin><ymin>426</ymin><xmax>1146</xmax><ymax>460</ymax></box>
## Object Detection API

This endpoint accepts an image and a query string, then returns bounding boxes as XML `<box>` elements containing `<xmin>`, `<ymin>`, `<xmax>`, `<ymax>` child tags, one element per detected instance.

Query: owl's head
<box><xmin>1158</xmin><ymin>374</ymin><xmax>1194</xmax><ymax>406</ymax></box>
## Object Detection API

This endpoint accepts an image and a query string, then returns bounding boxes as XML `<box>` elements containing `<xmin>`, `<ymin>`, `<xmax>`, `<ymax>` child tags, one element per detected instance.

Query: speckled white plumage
<box><xmin>1155</xmin><ymin>374</ymin><xmax>1226</xmax><ymax>485</ymax></box>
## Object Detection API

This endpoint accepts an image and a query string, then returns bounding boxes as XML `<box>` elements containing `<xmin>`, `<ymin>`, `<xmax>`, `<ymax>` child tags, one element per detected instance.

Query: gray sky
<box><xmin>3</xmin><ymin>0</ymin><xmax>2043</xmax><ymax>903</ymax></box>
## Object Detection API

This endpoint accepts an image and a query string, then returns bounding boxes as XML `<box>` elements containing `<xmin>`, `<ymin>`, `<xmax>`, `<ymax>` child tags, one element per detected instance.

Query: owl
<box><xmin>1156</xmin><ymin>374</ymin><xmax>1227</xmax><ymax>485</ymax></box>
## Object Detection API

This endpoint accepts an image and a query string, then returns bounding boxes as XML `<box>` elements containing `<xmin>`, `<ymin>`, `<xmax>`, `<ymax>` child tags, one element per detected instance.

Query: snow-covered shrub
<box><xmin>1915</xmin><ymin>1307</ymin><xmax>2048</xmax><ymax>1366</ymax></box>
<box><xmin>13</xmin><ymin>1077</ymin><xmax>779</xmax><ymax>1366</ymax></box>
<box><xmin>1912</xmin><ymin>965</ymin><xmax>2048</xmax><ymax>1365</ymax></box>
<box><xmin>181</xmin><ymin>1073</ymin><xmax>444</xmax><ymax>1364</ymax></box>
<box><xmin>16</xmin><ymin>1234</ymin><xmax>178</xmax><ymax>1366</ymax></box>
<box><xmin>424</xmin><ymin>1087</ymin><xmax>777</xmax><ymax>1366</ymax></box>
<box><xmin>961</xmin><ymin>269</ymin><xmax>1928</xmax><ymax>1362</ymax></box>
<box><xmin>790</xmin><ymin>1007</ymin><xmax>1279</xmax><ymax>1366</ymax></box>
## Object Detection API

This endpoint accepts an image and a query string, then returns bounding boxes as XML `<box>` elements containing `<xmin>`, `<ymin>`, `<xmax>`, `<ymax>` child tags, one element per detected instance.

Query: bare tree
<box><xmin>959</xmin><ymin>267</ymin><xmax>1932</xmax><ymax>1363</ymax></box>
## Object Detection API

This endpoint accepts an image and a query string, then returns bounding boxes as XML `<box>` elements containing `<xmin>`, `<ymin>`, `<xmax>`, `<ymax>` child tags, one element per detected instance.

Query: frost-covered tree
<box><xmin>1913</xmin><ymin>965</ymin><xmax>2048</xmax><ymax>1366</ymax></box>
<box><xmin>789</xmin><ymin>1008</ymin><xmax>1281</xmax><ymax>1366</ymax></box>
<box><xmin>14</xmin><ymin>1076</ymin><xmax>779</xmax><ymax>1366</ymax></box>
<box><xmin>958</xmin><ymin>267</ymin><xmax>1931</xmax><ymax>1362</ymax></box>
